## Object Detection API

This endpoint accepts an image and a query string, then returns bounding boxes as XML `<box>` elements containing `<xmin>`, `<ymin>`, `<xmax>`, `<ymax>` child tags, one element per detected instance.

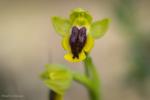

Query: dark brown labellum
<box><xmin>69</xmin><ymin>26</ymin><xmax>87</xmax><ymax>59</ymax></box>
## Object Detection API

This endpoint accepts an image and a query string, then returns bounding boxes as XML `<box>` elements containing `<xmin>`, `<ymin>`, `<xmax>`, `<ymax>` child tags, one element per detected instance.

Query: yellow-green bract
<box><xmin>41</xmin><ymin>64</ymin><xmax>73</xmax><ymax>95</ymax></box>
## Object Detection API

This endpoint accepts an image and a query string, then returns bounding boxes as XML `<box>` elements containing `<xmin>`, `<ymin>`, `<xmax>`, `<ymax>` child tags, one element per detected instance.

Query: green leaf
<box><xmin>52</xmin><ymin>17</ymin><xmax>71</xmax><ymax>37</ymax></box>
<box><xmin>40</xmin><ymin>64</ymin><xmax>73</xmax><ymax>95</ymax></box>
<box><xmin>90</xmin><ymin>18</ymin><xmax>110</xmax><ymax>39</ymax></box>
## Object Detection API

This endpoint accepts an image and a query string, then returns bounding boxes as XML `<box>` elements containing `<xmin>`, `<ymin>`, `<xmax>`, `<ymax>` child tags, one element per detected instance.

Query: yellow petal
<box><xmin>61</xmin><ymin>36</ymin><xmax>71</xmax><ymax>51</ymax></box>
<box><xmin>84</xmin><ymin>35</ymin><xmax>94</xmax><ymax>53</ymax></box>
<box><xmin>64</xmin><ymin>52</ymin><xmax>86</xmax><ymax>62</ymax></box>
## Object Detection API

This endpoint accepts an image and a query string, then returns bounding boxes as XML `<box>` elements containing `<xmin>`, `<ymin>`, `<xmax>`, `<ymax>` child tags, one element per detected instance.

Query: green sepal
<box><xmin>52</xmin><ymin>17</ymin><xmax>71</xmax><ymax>37</ymax></box>
<box><xmin>70</xmin><ymin>8</ymin><xmax>92</xmax><ymax>24</ymax></box>
<box><xmin>90</xmin><ymin>18</ymin><xmax>110</xmax><ymax>39</ymax></box>
<box><xmin>41</xmin><ymin>64</ymin><xmax>73</xmax><ymax>95</ymax></box>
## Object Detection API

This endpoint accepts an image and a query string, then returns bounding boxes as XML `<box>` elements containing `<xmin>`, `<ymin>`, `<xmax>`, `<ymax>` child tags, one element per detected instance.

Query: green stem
<box><xmin>50</xmin><ymin>91</ymin><xmax>63</xmax><ymax>100</ymax></box>
<box><xmin>73</xmin><ymin>72</ymin><xmax>93</xmax><ymax>91</ymax></box>
<box><xmin>54</xmin><ymin>94</ymin><xmax>63</xmax><ymax>100</ymax></box>
<box><xmin>72</xmin><ymin>55</ymin><xmax>101</xmax><ymax>100</ymax></box>
<box><xmin>84</xmin><ymin>55</ymin><xmax>101</xmax><ymax>100</ymax></box>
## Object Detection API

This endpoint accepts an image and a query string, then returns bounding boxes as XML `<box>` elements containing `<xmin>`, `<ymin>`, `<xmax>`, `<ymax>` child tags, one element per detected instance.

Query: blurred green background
<box><xmin>0</xmin><ymin>0</ymin><xmax>150</xmax><ymax>100</ymax></box>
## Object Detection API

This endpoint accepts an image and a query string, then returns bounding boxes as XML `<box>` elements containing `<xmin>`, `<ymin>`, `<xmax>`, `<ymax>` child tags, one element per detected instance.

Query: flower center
<box><xmin>69</xmin><ymin>26</ymin><xmax>87</xmax><ymax>59</ymax></box>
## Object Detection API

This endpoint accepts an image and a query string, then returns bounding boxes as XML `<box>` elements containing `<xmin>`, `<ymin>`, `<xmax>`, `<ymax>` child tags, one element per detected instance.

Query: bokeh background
<box><xmin>0</xmin><ymin>0</ymin><xmax>150</xmax><ymax>100</ymax></box>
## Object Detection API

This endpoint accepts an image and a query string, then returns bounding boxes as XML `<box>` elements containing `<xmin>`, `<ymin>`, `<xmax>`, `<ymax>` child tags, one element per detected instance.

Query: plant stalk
<box><xmin>49</xmin><ymin>90</ymin><xmax>63</xmax><ymax>100</ymax></box>
<box><xmin>84</xmin><ymin>55</ymin><xmax>101</xmax><ymax>100</ymax></box>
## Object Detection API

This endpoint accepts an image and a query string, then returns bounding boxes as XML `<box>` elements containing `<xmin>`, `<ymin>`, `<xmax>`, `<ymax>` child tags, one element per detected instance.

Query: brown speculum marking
<box><xmin>69</xmin><ymin>26</ymin><xmax>87</xmax><ymax>59</ymax></box>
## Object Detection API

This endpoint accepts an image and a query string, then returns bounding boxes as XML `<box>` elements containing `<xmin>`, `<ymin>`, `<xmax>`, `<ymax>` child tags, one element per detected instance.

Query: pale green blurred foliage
<box><xmin>114</xmin><ymin>0</ymin><xmax>150</xmax><ymax>99</ymax></box>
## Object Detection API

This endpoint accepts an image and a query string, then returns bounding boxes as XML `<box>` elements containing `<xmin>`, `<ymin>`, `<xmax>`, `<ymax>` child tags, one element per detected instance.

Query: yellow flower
<box><xmin>52</xmin><ymin>8</ymin><xmax>110</xmax><ymax>62</ymax></box>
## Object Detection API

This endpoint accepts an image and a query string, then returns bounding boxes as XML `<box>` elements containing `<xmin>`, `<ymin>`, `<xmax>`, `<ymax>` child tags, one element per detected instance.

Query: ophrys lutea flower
<box><xmin>52</xmin><ymin>8</ymin><xmax>109</xmax><ymax>62</ymax></box>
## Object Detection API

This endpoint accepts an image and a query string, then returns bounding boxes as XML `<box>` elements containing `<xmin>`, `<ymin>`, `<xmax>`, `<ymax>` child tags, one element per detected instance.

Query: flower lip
<box><xmin>69</xmin><ymin>26</ymin><xmax>87</xmax><ymax>59</ymax></box>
